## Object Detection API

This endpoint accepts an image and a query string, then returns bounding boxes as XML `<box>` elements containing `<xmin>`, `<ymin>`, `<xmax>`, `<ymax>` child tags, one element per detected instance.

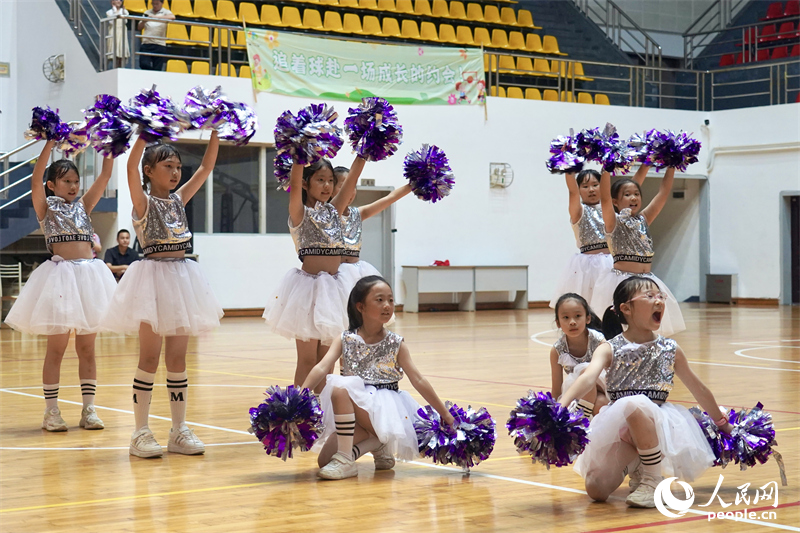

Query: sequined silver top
<box><xmin>133</xmin><ymin>193</ymin><xmax>192</xmax><ymax>256</ymax></box>
<box><xmin>605</xmin><ymin>334</ymin><xmax>676</xmax><ymax>402</ymax></box>
<box><xmin>555</xmin><ymin>329</ymin><xmax>606</xmax><ymax>373</ymax></box>
<box><xmin>607</xmin><ymin>209</ymin><xmax>654</xmax><ymax>264</ymax></box>
<box><xmin>289</xmin><ymin>202</ymin><xmax>344</xmax><ymax>259</ymax></box>
<box><xmin>39</xmin><ymin>197</ymin><xmax>95</xmax><ymax>253</ymax></box>
<box><xmin>572</xmin><ymin>203</ymin><xmax>608</xmax><ymax>253</ymax></box>
<box><xmin>341</xmin><ymin>207</ymin><xmax>362</xmax><ymax>257</ymax></box>
<box><xmin>340</xmin><ymin>330</ymin><xmax>404</xmax><ymax>385</ymax></box>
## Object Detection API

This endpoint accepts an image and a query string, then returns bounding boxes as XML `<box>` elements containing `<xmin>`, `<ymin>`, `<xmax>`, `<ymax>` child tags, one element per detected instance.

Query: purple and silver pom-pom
<box><xmin>183</xmin><ymin>85</ymin><xmax>225</xmax><ymax>130</ymax></box>
<box><xmin>274</xmin><ymin>103</ymin><xmax>343</xmax><ymax>166</ymax></box>
<box><xmin>57</xmin><ymin>123</ymin><xmax>92</xmax><ymax>157</ymax></box>
<box><xmin>24</xmin><ymin>106</ymin><xmax>72</xmax><ymax>142</ymax></box>
<box><xmin>506</xmin><ymin>391</ymin><xmax>590</xmax><ymax>469</ymax></box>
<box><xmin>601</xmin><ymin>140</ymin><xmax>635</xmax><ymax>175</ymax></box>
<box><xmin>403</xmin><ymin>144</ymin><xmax>455</xmax><ymax>203</ymax></box>
<box><xmin>575</xmin><ymin>126</ymin><xmax>606</xmax><ymax>162</ymax></box>
<box><xmin>213</xmin><ymin>100</ymin><xmax>259</xmax><ymax>146</ymax></box>
<box><xmin>689</xmin><ymin>406</ymin><xmax>735</xmax><ymax>468</ymax></box>
<box><xmin>637</xmin><ymin>130</ymin><xmax>701</xmax><ymax>171</ymax></box>
<box><xmin>248</xmin><ymin>385</ymin><xmax>325</xmax><ymax>461</ymax></box>
<box><xmin>546</xmin><ymin>133</ymin><xmax>584</xmax><ymax>174</ymax></box>
<box><xmin>120</xmin><ymin>86</ymin><xmax>190</xmax><ymax>142</ymax></box>
<box><xmin>274</xmin><ymin>151</ymin><xmax>293</xmax><ymax>191</ymax></box>
<box><xmin>343</xmin><ymin>97</ymin><xmax>403</xmax><ymax>161</ymax></box>
<box><xmin>81</xmin><ymin>95</ymin><xmax>133</xmax><ymax>158</ymax></box>
<box><xmin>415</xmin><ymin>402</ymin><xmax>496</xmax><ymax>472</ymax></box>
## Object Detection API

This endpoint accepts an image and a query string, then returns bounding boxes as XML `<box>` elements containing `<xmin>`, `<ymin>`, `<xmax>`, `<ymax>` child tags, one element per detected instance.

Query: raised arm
<box><xmin>558</xmin><ymin>343</ymin><xmax>611</xmax><ymax>407</ymax></box>
<box><xmin>31</xmin><ymin>140</ymin><xmax>56</xmax><ymax>221</ymax></box>
<box><xmin>359</xmin><ymin>183</ymin><xmax>412</xmax><ymax>220</ymax></box>
<box><xmin>549</xmin><ymin>346</ymin><xmax>564</xmax><ymax>400</ymax></box>
<box><xmin>81</xmin><ymin>156</ymin><xmax>114</xmax><ymax>214</ymax></box>
<box><xmin>674</xmin><ymin>345</ymin><xmax>734</xmax><ymax>434</ymax></box>
<box><xmin>127</xmin><ymin>136</ymin><xmax>149</xmax><ymax>217</ymax></box>
<box><xmin>640</xmin><ymin>167</ymin><xmax>675</xmax><ymax>225</ymax></box>
<box><xmin>331</xmin><ymin>155</ymin><xmax>365</xmax><ymax>214</ymax></box>
<box><xmin>397</xmin><ymin>342</ymin><xmax>455</xmax><ymax>426</ymax></box>
<box><xmin>632</xmin><ymin>164</ymin><xmax>650</xmax><ymax>186</ymax></box>
<box><xmin>599</xmin><ymin>170</ymin><xmax>616</xmax><ymax>233</ymax></box>
<box><xmin>288</xmin><ymin>163</ymin><xmax>306</xmax><ymax>228</ymax></box>
<box><xmin>177</xmin><ymin>130</ymin><xmax>218</xmax><ymax>204</ymax></box>
<box><xmin>300</xmin><ymin>337</ymin><xmax>344</xmax><ymax>391</ymax></box>
<box><xmin>565</xmin><ymin>172</ymin><xmax>583</xmax><ymax>225</ymax></box>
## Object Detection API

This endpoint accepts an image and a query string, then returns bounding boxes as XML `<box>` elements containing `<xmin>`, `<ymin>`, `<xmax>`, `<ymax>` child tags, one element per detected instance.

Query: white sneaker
<box><xmin>42</xmin><ymin>407</ymin><xmax>68</xmax><ymax>432</ymax></box>
<box><xmin>130</xmin><ymin>427</ymin><xmax>163</xmax><ymax>458</ymax></box>
<box><xmin>79</xmin><ymin>405</ymin><xmax>104</xmax><ymax>430</ymax></box>
<box><xmin>372</xmin><ymin>443</ymin><xmax>395</xmax><ymax>471</ymax></box>
<box><xmin>626</xmin><ymin>473</ymin><xmax>662</xmax><ymax>508</ymax></box>
<box><xmin>628</xmin><ymin>460</ymin><xmax>643</xmax><ymax>493</ymax></box>
<box><xmin>168</xmin><ymin>424</ymin><xmax>205</xmax><ymax>455</ymax></box>
<box><xmin>318</xmin><ymin>452</ymin><xmax>358</xmax><ymax>480</ymax></box>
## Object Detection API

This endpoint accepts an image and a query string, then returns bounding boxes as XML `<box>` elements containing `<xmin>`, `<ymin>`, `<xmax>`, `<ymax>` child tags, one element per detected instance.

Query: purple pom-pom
<box><xmin>81</xmin><ymin>94</ymin><xmax>133</xmax><ymax>158</ymax></box>
<box><xmin>120</xmin><ymin>86</ymin><xmax>189</xmax><ymax>142</ymax></box>
<box><xmin>633</xmin><ymin>130</ymin><xmax>701</xmax><ymax>171</ymax></box>
<box><xmin>274</xmin><ymin>151</ymin><xmax>293</xmax><ymax>191</ymax></box>
<box><xmin>184</xmin><ymin>85</ymin><xmax>225</xmax><ymax>130</ymax></box>
<box><xmin>57</xmin><ymin>123</ymin><xmax>92</xmax><ymax>157</ymax></box>
<box><xmin>689</xmin><ymin>406</ymin><xmax>734</xmax><ymax>468</ymax></box>
<box><xmin>403</xmin><ymin>144</ymin><xmax>455</xmax><ymax>203</ymax></box>
<box><xmin>546</xmin><ymin>133</ymin><xmax>584</xmax><ymax>174</ymax></box>
<box><xmin>415</xmin><ymin>402</ymin><xmax>496</xmax><ymax>472</ymax></box>
<box><xmin>343</xmin><ymin>97</ymin><xmax>403</xmax><ymax>161</ymax></box>
<box><xmin>214</xmin><ymin>100</ymin><xmax>259</xmax><ymax>146</ymax></box>
<box><xmin>248</xmin><ymin>385</ymin><xmax>325</xmax><ymax>461</ymax></box>
<box><xmin>24</xmin><ymin>107</ymin><xmax>71</xmax><ymax>142</ymax></box>
<box><xmin>506</xmin><ymin>391</ymin><xmax>590</xmax><ymax>469</ymax></box>
<box><xmin>575</xmin><ymin>126</ymin><xmax>606</xmax><ymax>162</ymax></box>
<box><xmin>274</xmin><ymin>103</ymin><xmax>343</xmax><ymax>166</ymax></box>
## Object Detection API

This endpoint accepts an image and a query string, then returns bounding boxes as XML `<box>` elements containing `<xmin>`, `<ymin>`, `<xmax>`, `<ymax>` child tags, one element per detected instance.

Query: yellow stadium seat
<box><xmin>525</xmin><ymin>88</ymin><xmax>542</xmax><ymax>100</ymax></box>
<box><xmin>498</xmin><ymin>55</ymin><xmax>515</xmax><ymax>72</ymax></box>
<box><xmin>466</xmin><ymin>3</ymin><xmax>483</xmax><ymax>21</ymax></box>
<box><xmin>516</xmin><ymin>57</ymin><xmax>534</xmax><ymax>71</ymax></box>
<box><xmin>483</xmin><ymin>5</ymin><xmax>500</xmax><ymax>23</ymax></box>
<box><xmin>550</xmin><ymin>60</ymin><xmax>571</xmax><ymax>77</ymax></box>
<box><xmin>432</xmin><ymin>0</ymin><xmax>449</xmax><ymax>17</ymax></box>
<box><xmin>212</xmin><ymin>28</ymin><xmax>231</xmax><ymax>47</ymax></box>
<box><xmin>124</xmin><ymin>0</ymin><xmax>147</xmax><ymax>15</ymax></box>
<box><xmin>146</xmin><ymin>0</ymin><xmax>170</xmax><ymax>10</ymax></box>
<box><xmin>595</xmin><ymin>93</ymin><xmax>610</xmax><ymax>105</ymax></box>
<box><xmin>170</xmin><ymin>0</ymin><xmax>194</xmax><ymax>18</ymax></box>
<box><xmin>395</xmin><ymin>0</ymin><xmax>414</xmax><ymax>14</ymax></box>
<box><xmin>362</xmin><ymin>15</ymin><xmax>382</xmax><ymax>35</ymax></box>
<box><xmin>360</xmin><ymin>0</ymin><xmax>379</xmax><ymax>9</ymax></box>
<box><xmin>455</xmin><ymin>25</ymin><xmax>473</xmax><ymax>45</ymax></box>
<box><xmin>543</xmin><ymin>89</ymin><xmax>558</xmax><ymax>101</ymax></box>
<box><xmin>491</xmin><ymin>29</ymin><xmax>509</xmax><ymax>48</ymax></box>
<box><xmin>239</xmin><ymin>65</ymin><xmax>252</xmax><ymax>78</ymax></box>
<box><xmin>303</xmin><ymin>9</ymin><xmax>324</xmax><ymax>30</ymax></box>
<box><xmin>415</xmin><ymin>0</ymin><xmax>432</xmax><ymax>16</ymax></box>
<box><xmin>194</xmin><ymin>0</ymin><xmax>221</xmax><ymax>20</ymax></box>
<box><xmin>166</xmin><ymin>59</ymin><xmax>188</xmax><ymax>73</ymax></box>
<box><xmin>573</xmin><ymin>62</ymin><xmax>594</xmax><ymax>81</ymax></box>
<box><xmin>239</xmin><ymin>3</ymin><xmax>260</xmax><ymax>25</ymax></box>
<box><xmin>420</xmin><ymin>21</ymin><xmax>438</xmax><ymax>40</ymax></box>
<box><xmin>261</xmin><ymin>5</ymin><xmax>285</xmax><ymax>26</ymax></box>
<box><xmin>449</xmin><ymin>1</ymin><xmax>467</xmax><ymax>19</ymax></box>
<box><xmin>189</xmin><ymin>25</ymin><xmax>210</xmax><ymax>45</ymax></box>
<box><xmin>234</xmin><ymin>30</ymin><xmax>247</xmax><ymax>48</ymax></box>
<box><xmin>543</xmin><ymin>35</ymin><xmax>567</xmax><ymax>55</ymax></box>
<box><xmin>438</xmin><ymin>24</ymin><xmax>457</xmax><ymax>43</ymax></box>
<box><xmin>342</xmin><ymin>13</ymin><xmax>363</xmax><ymax>33</ymax></box>
<box><xmin>191</xmin><ymin>61</ymin><xmax>210</xmax><ymax>75</ymax></box>
<box><xmin>216</xmin><ymin>63</ymin><xmax>236</xmax><ymax>77</ymax></box>
<box><xmin>508</xmin><ymin>31</ymin><xmax>525</xmax><ymax>50</ymax></box>
<box><xmin>483</xmin><ymin>53</ymin><xmax>496</xmax><ymax>72</ymax></box>
<box><xmin>473</xmin><ymin>27</ymin><xmax>491</xmax><ymax>46</ymax></box>
<box><xmin>401</xmin><ymin>19</ymin><xmax>421</xmax><ymax>39</ymax></box>
<box><xmin>381</xmin><ymin>17</ymin><xmax>401</xmax><ymax>37</ymax></box>
<box><xmin>166</xmin><ymin>23</ymin><xmax>190</xmax><ymax>45</ymax></box>
<box><xmin>560</xmin><ymin>91</ymin><xmax>574</xmax><ymax>102</ymax></box>
<box><xmin>526</xmin><ymin>33</ymin><xmax>543</xmax><ymax>52</ymax></box>
<box><xmin>377</xmin><ymin>0</ymin><xmax>397</xmax><ymax>11</ymax></box>
<box><xmin>283</xmin><ymin>6</ymin><xmax>303</xmax><ymax>28</ymax></box>
<box><xmin>490</xmin><ymin>86</ymin><xmax>506</xmax><ymax>97</ymax></box>
<box><xmin>340</xmin><ymin>0</ymin><xmax>359</xmax><ymax>6</ymax></box>
<box><xmin>517</xmin><ymin>9</ymin><xmax>537</xmax><ymax>28</ymax></box>
<box><xmin>318</xmin><ymin>0</ymin><xmax>338</xmax><ymax>4</ymax></box>
<box><xmin>577</xmin><ymin>92</ymin><xmax>593</xmax><ymax>104</ymax></box>
<box><xmin>507</xmin><ymin>87</ymin><xmax>524</xmax><ymax>99</ymax></box>
<box><xmin>323</xmin><ymin>11</ymin><xmax>344</xmax><ymax>31</ymax></box>
<box><xmin>217</xmin><ymin>0</ymin><xmax>239</xmax><ymax>22</ymax></box>
<box><xmin>500</xmin><ymin>7</ymin><xmax>516</xmax><ymax>25</ymax></box>
<box><xmin>533</xmin><ymin>58</ymin><xmax>552</xmax><ymax>75</ymax></box>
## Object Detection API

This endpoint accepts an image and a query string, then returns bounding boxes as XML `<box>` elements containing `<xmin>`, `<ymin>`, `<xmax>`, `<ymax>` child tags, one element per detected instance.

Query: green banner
<box><xmin>245</xmin><ymin>29</ymin><xmax>485</xmax><ymax>105</ymax></box>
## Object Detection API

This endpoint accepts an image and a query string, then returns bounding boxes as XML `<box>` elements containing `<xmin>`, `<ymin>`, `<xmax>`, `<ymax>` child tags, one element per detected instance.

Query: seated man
<box><xmin>104</xmin><ymin>229</ymin><xmax>138</xmax><ymax>281</ymax></box>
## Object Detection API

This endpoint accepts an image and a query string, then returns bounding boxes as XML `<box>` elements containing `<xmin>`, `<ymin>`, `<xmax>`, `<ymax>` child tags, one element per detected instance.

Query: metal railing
<box><xmin>683</xmin><ymin>0</ymin><xmax>749</xmax><ymax>67</ymax></box>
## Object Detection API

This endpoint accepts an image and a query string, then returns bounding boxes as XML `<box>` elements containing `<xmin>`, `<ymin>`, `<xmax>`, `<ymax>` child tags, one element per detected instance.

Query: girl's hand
<box><xmin>719</xmin><ymin>421</ymin><xmax>734</xmax><ymax>435</ymax></box>
<box><xmin>442</xmin><ymin>412</ymin><xmax>455</xmax><ymax>427</ymax></box>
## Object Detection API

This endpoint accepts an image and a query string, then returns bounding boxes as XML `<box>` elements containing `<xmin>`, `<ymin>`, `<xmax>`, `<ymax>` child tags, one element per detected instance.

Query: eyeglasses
<box><xmin>628</xmin><ymin>291</ymin><xmax>669</xmax><ymax>303</ymax></box>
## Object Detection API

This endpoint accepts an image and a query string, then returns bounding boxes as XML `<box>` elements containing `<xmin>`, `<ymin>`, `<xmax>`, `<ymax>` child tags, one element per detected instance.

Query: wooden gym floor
<box><xmin>1</xmin><ymin>304</ymin><xmax>798</xmax><ymax>533</ymax></box>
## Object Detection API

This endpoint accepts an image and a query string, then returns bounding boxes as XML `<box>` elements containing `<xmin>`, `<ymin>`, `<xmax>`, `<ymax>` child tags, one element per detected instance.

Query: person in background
<box><xmin>137</xmin><ymin>0</ymin><xmax>174</xmax><ymax>71</ymax></box>
<box><xmin>104</xmin><ymin>229</ymin><xmax>138</xmax><ymax>281</ymax></box>
<box><xmin>106</xmin><ymin>0</ymin><xmax>130</xmax><ymax>68</ymax></box>
<box><xmin>91</xmin><ymin>233</ymin><xmax>102</xmax><ymax>259</ymax></box>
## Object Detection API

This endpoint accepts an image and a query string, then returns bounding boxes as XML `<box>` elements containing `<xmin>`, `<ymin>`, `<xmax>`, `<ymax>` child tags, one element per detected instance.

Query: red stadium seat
<box><xmin>796</xmin><ymin>91</ymin><xmax>800</xmax><ymax>102</ymax></box>
<box><xmin>791</xmin><ymin>44</ymin><xmax>800</xmax><ymax>56</ymax></box>
<box><xmin>756</xmin><ymin>48</ymin><xmax>769</xmax><ymax>61</ymax></box>
<box><xmin>784</xmin><ymin>0</ymin><xmax>799</xmax><ymax>17</ymax></box>
<box><xmin>776</xmin><ymin>21</ymin><xmax>798</xmax><ymax>39</ymax></box>
<box><xmin>771</xmin><ymin>46</ymin><xmax>788</xmax><ymax>59</ymax></box>
<box><xmin>758</xmin><ymin>24</ymin><xmax>777</xmax><ymax>42</ymax></box>
<box><xmin>762</xmin><ymin>2</ymin><xmax>784</xmax><ymax>20</ymax></box>
<box><xmin>719</xmin><ymin>53</ymin><xmax>735</xmax><ymax>66</ymax></box>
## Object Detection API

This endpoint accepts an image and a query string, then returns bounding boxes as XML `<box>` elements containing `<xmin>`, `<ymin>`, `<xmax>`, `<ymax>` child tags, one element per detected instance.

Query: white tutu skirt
<box><xmin>338</xmin><ymin>260</ymin><xmax>382</xmax><ymax>301</ymax></box>
<box><xmin>102</xmin><ymin>258</ymin><xmax>222</xmax><ymax>336</ymax></box>
<box><xmin>5</xmin><ymin>257</ymin><xmax>117</xmax><ymax>336</ymax></box>
<box><xmin>574</xmin><ymin>396</ymin><xmax>714</xmax><ymax>482</ymax></box>
<box><xmin>590</xmin><ymin>269</ymin><xmax>686</xmax><ymax>337</ymax></box>
<box><xmin>561</xmin><ymin>365</ymin><xmax>607</xmax><ymax>400</ymax></box>
<box><xmin>263</xmin><ymin>268</ymin><xmax>348</xmax><ymax>344</ymax></box>
<box><xmin>314</xmin><ymin>375</ymin><xmax>422</xmax><ymax>461</ymax></box>
<box><xmin>549</xmin><ymin>252</ymin><xmax>614</xmax><ymax>308</ymax></box>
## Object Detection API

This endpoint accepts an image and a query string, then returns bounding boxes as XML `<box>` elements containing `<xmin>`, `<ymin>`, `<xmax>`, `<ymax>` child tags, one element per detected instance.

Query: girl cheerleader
<box><xmin>549</xmin><ymin>293</ymin><xmax>608</xmax><ymax>418</ymax></box>
<box><xmin>561</xmin><ymin>276</ymin><xmax>731</xmax><ymax>508</ymax></box>
<box><xmin>103</xmin><ymin>132</ymin><xmax>223</xmax><ymax>458</ymax></box>
<box><xmin>590</xmin><ymin>166</ymin><xmax>686</xmax><ymax>336</ymax></box>
<box><xmin>549</xmin><ymin>167</ymin><xmax>646</xmax><ymax>307</ymax></box>
<box><xmin>263</xmin><ymin>157</ymin><xmax>364</xmax><ymax>392</ymax></box>
<box><xmin>301</xmin><ymin>275</ymin><xmax>455</xmax><ymax>479</ymax></box>
<box><xmin>5</xmin><ymin>140</ymin><xmax>117</xmax><ymax>431</ymax></box>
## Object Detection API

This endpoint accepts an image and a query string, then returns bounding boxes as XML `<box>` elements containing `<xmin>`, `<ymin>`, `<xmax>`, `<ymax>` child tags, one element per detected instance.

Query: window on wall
<box><xmin>265</xmin><ymin>146</ymin><xmax>290</xmax><ymax>234</ymax></box>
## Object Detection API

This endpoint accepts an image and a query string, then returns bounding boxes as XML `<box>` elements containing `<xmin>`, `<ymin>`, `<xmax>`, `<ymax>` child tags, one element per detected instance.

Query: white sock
<box><xmin>80</xmin><ymin>379</ymin><xmax>97</xmax><ymax>407</ymax></box>
<box><xmin>43</xmin><ymin>383</ymin><xmax>59</xmax><ymax>410</ymax></box>
<box><xmin>638</xmin><ymin>445</ymin><xmax>662</xmax><ymax>479</ymax></box>
<box><xmin>167</xmin><ymin>371</ymin><xmax>188</xmax><ymax>429</ymax></box>
<box><xmin>334</xmin><ymin>414</ymin><xmax>356</xmax><ymax>460</ymax></box>
<box><xmin>132</xmin><ymin>368</ymin><xmax>155</xmax><ymax>431</ymax></box>
<box><xmin>577</xmin><ymin>400</ymin><xmax>595</xmax><ymax>418</ymax></box>
<box><xmin>352</xmin><ymin>436</ymin><xmax>381</xmax><ymax>460</ymax></box>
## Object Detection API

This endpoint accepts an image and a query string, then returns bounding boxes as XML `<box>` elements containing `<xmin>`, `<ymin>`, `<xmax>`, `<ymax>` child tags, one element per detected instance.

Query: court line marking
<box><xmin>734</xmin><ymin>345</ymin><xmax>800</xmax><ymax>364</ymax></box>
<box><xmin>0</xmin><ymin>442</ymin><xmax>259</xmax><ymax>451</ymax></box>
